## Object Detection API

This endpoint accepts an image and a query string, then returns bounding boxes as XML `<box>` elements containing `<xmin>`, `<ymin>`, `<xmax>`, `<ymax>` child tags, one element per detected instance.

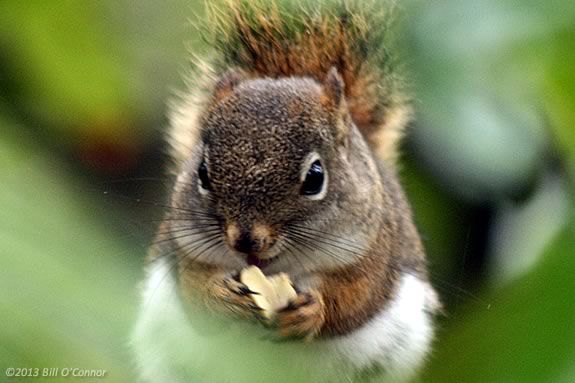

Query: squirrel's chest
<box><xmin>131</xmin><ymin>258</ymin><xmax>435</xmax><ymax>383</ymax></box>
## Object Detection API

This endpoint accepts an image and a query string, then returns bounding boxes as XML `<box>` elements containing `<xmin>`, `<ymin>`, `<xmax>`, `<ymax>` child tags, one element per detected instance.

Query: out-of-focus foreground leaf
<box><xmin>423</xmin><ymin>215</ymin><xmax>575</xmax><ymax>382</ymax></box>
<box><xmin>544</xmin><ymin>24</ymin><xmax>575</xmax><ymax>181</ymax></box>
<box><xmin>0</xmin><ymin>115</ymin><xmax>142</xmax><ymax>382</ymax></box>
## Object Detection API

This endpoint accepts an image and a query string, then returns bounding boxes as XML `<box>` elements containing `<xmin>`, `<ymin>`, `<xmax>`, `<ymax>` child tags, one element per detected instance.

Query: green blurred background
<box><xmin>1</xmin><ymin>1</ymin><xmax>574</xmax><ymax>382</ymax></box>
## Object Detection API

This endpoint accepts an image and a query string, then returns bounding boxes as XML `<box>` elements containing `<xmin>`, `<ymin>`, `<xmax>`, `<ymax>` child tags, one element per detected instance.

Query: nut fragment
<box><xmin>240</xmin><ymin>266</ymin><xmax>297</xmax><ymax>318</ymax></box>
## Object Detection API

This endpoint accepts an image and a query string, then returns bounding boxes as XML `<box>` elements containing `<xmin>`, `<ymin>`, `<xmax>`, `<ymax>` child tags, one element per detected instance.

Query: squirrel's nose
<box><xmin>225</xmin><ymin>221</ymin><xmax>274</xmax><ymax>256</ymax></box>
<box><xmin>234</xmin><ymin>232</ymin><xmax>258</xmax><ymax>255</ymax></box>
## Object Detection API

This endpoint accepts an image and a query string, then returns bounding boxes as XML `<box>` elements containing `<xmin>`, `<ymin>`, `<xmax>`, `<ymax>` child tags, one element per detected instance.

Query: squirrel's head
<box><xmin>170</xmin><ymin>69</ymin><xmax>386</xmax><ymax>275</ymax></box>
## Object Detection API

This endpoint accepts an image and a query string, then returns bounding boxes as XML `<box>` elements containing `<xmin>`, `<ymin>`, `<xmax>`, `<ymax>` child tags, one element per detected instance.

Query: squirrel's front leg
<box><xmin>177</xmin><ymin>256</ymin><xmax>265</xmax><ymax>321</ymax></box>
<box><xmin>275</xmin><ymin>269</ymin><xmax>386</xmax><ymax>340</ymax></box>
<box><xmin>276</xmin><ymin>289</ymin><xmax>325</xmax><ymax>341</ymax></box>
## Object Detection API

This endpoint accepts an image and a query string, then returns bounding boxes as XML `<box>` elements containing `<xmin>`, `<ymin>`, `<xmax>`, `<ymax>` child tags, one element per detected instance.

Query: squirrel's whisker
<box><xmin>288</xmin><ymin>223</ymin><xmax>367</xmax><ymax>250</ymax></box>
<box><xmin>287</xmin><ymin>223</ymin><xmax>367</xmax><ymax>251</ymax></box>
<box><xmin>278</xmin><ymin>237</ymin><xmax>312</xmax><ymax>273</ymax></box>
<box><xmin>151</xmin><ymin>233</ymin><xmax>218</xmax><ymax>249</ymax></box>
<box><xmin>168</xmin><ymin>207</ymin><xmax>221</xmax><ymax>218</ymax></box>
<box><xmin>154</xmin><ymin>226</ymin><xmax>221</xmax><ymax>238</ymax></box>
<box><xmin>175</xmin><ymin>239</ymin><xmax>220</xmax><ymax>269</ymax></box>
<box><xmin>181</xmin><ymin>236</ymin><xmax>225</xmax><ymax>266</ymax></box>
<box><xmin>191</xmin><ymin>239</ymin><xmax>227</xmax><ymax>265</ymax></box>
<box><xmin>151</xmin><ymin>228</ymin><xmax>222</xmax><ymax>248</ymax></box>
<box><xmin>160</xmin><ymin>223</ymin><xmax>222</xmax><ymax>232</ymax></box>
<box><xmin>144</xmin><ymin>246</ymin><xmax>188</xmax><ymax>309</ymax></box>
<box><xmin>99</xmin><ymin>191</ymin><xmax>213</xmax><ymax>218</ymax></box>
<box><xmin>287</xmin><ymin>228</ymin><xmax>365</xmax><ymax>257</ymax></box>
<box><xmin>285</xmin><ymin>231</ymin><xmax>350</xmax><ymax>265</ymax></box>
<box><xmin>148</xmin><ymin>217</ymin><xmax>221</xmax><ymax>224</ymax></box>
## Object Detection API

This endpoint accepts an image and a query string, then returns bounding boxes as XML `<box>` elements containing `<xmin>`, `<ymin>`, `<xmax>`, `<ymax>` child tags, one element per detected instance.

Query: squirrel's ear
<box><xmin>212</xmin><ymin>69</ymin><xmax>246</xmax><ymax>102</ymax></box>
<box><xmin>323</xmin><ymin>67</ymin><xmax>351</xmax><ymax>145</ymax></box>
<box><xmin>322</xmin><ymin>67</ymin><xmax>345</xmax><ymax>109</ymax></box>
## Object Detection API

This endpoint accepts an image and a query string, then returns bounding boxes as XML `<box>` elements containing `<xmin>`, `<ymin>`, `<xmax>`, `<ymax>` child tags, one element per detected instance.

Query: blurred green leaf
<box><xmin>0</xmin><ymin>2</ymin><xmax>132</xmax><ymax>133</ymax></box>
<box><xmin>423</xmin><ymin>215</ymin><xmax>575</xmax><ymax>382</ymax></box>
<box><xmin>0</xmin><ymin>117</ymin><xmax>142</xmax><ymax>382</ymax></box>
<box><xmin>543</xmin><ymin>25</ymin><xmax>575</xmax><ymax>180</ymax></box>
<box><xmin>403</xmin><ymin>0</ymin><xmax>575</xmax><ymax>199</ymax></box>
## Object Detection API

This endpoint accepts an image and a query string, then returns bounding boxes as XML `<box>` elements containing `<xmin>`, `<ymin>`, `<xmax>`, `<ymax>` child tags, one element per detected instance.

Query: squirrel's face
<box><xmin>170</xmin><ymin>73</ymin><xmax>384</xmax><ymax>275</ymax></box>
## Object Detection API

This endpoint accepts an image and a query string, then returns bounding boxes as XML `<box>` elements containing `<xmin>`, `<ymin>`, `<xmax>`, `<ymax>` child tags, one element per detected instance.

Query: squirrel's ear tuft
<box><xmin>322</xmin><ymin>67</ymin><xmax>345</xmax><ymax>109</ymax></box>
<box><xmin>212</xmin><ymin>69</ymin><xmax>246</xmax><ymax>102</ymax></box>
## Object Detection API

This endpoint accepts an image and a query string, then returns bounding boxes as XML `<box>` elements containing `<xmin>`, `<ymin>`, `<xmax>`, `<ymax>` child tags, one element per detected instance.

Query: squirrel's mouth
<box><xmin>246</xmin><ymin>254</ymin><xmax>276</xmax><ymax>269</ymax></box>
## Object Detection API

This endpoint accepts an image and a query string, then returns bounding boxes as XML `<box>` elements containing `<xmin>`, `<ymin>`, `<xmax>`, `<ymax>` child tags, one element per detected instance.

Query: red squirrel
<box><xmin>132</xmin><ymin>1</ymin><xmax>440</xmax><ymax>382</ymax></box>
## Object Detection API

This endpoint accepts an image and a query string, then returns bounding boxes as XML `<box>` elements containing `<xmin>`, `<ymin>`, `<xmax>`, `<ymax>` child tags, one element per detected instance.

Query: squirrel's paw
<box><xmin>276</xmin><ymin>290</ymin><xmax>325</xmax><ymax>341</ymax></box>
<box><xmin>208</xmin><ymin>274</ymin><xmax>266</xmax><ymax>321</ymax></box>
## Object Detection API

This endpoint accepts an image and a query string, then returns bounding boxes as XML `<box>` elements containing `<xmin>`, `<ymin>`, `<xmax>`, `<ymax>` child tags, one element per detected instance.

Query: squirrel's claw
<box><xmin>208</xmin><ymin>274</ymin><xmax>263</xmax><ymax>321</ymax></box>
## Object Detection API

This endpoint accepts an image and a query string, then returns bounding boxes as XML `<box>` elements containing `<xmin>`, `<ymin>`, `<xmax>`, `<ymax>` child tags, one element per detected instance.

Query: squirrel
<box><xmin>132</xmin><ymin>1</ymin><xmax>440</xmax><ymax>382</ymax></box>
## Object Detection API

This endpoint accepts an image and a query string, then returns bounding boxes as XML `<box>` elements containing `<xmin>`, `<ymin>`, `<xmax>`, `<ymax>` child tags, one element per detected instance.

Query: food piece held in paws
<box><xmin>240</xmin><ymin>266</ymin><xmax>297</xmax><ymax>319</ymax></box>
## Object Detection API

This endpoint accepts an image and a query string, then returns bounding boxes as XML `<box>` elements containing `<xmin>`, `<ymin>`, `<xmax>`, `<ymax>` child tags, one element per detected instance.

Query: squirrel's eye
<box><xmin>198</xmin><ymin>161</ymin><xmax>211</xmax><ymax>192</ymax></box>
<box><xmin>301</xmin><ymin>160</ymin><xmax>325</xmax><ymax>196</ymax></box>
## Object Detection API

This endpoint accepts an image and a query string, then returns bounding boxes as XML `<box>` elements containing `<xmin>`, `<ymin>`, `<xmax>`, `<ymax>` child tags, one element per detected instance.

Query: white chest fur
<box><xmin>131</xmin><ymin>259</ymin><xmax>437</xmax><ymax>383</ymax></box>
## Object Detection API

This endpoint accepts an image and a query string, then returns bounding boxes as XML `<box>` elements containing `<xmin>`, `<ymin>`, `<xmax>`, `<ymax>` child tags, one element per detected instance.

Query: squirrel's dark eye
<box><xmin>301</xmin><ymin>160</ymin><xmax>324</xmax><ymax>196</ymax></box>
<box><xmin>198</xmin><ymin>161</ymin><xmax>211</xmax><ymax>191</ymax></box>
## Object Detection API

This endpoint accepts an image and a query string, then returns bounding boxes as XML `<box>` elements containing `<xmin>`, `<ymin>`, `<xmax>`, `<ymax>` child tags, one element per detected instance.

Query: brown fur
<box><xmin>168</xmin><ymin>0</ymin><xmax>410</xmax><ymax>171</ymax></box>
<box><xmin>152</xmin><ymin>0</ymin><xmax>436</xmax><ymax>340</ymax></box>
<box><xmin>207</xmin><ymin>0</ymin><xmax>409</xmax><ymax>138</ymax></box>
<box><xmin>319</xmin><ymin>164</ymin><xmax>429</xmax><ymax>336</ymax></box>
